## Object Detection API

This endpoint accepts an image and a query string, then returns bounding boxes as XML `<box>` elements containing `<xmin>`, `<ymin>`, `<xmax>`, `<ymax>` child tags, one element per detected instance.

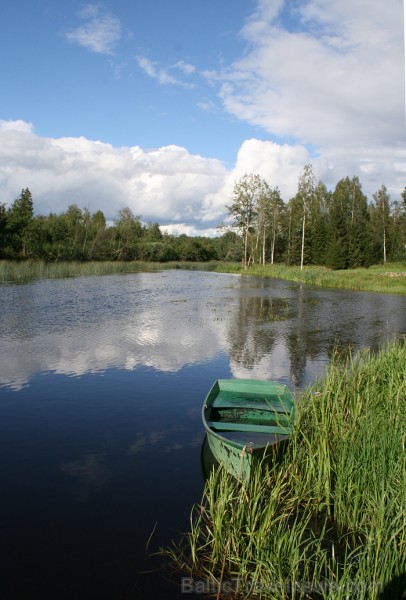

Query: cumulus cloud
<box><xmin>0</xmin><ymin>119</ymin><xmax>34</xmax><ymax>133</ymax></box>
<box><xmin>221</xmin><ymin>0</ymin><xmax>404</xmax><ymax>151</ymax></box>
<box><xmin>200</xmin><ymin>139</ymin><xmax>312</xmax><ymax>223</ymax></box>
<box><xmin>0</xmin><ymin>121</ymin><xmax>227</xmax><ymax>230</ymax></box>
<box><xmin>1</xmin><ymin>119</ymin><xmax>404</xmax><ymax>235</ymax></box>
<box><xmin>65</xmin><ymin>4</ymin><xmax>122</xmax><ymax>55</ymax></box>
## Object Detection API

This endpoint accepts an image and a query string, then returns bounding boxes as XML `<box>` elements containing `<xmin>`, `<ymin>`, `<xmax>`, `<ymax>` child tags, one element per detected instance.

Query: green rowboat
<box><xmin>202</xmin><ymin>379</ymin><xmax>295</xmax><ymax>482</ymax></box>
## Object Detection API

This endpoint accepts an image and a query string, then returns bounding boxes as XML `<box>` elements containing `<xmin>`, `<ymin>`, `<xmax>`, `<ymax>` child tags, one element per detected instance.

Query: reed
<box><xmin>0</xmin><ymin>259</ymin><xmax>162</xmax><ymax>283</ymax></box>
<box><xmin>161</xmin><ymin>340</ymin><xmax>406</xmax><ymax>598</ymax></box>
<box><xmin>0</xmin><ymin>259</ymin><xmax>225</xmax><ymax>283</ymax></box>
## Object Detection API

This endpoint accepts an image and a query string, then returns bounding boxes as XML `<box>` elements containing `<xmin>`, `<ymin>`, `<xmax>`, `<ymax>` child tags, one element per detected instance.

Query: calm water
<box><xmin>0</xmin><ymin>270</ymin><xmax>405</xmax><ymax>599</ymax></box>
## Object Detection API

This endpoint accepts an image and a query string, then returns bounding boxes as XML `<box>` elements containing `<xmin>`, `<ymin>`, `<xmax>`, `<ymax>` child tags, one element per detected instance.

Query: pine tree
<box><xmin>347</xmin><ymin>177</ymin><xmax>370</xmax><ymax>267</ymax></box>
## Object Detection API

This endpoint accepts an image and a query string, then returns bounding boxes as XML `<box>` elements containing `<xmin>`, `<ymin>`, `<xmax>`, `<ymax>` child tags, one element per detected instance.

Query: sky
<box><xmin>0</xmin><ymin>0</ymin><xmax>405</xmax><ymax>236</ymax></box>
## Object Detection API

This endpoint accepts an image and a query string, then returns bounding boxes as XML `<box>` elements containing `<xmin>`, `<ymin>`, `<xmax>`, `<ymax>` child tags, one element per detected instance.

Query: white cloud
<box><xmin>221</xmin><ymin>0</ymin><xmax>404</xmax><ymax>151</ymax></box>
<box><xmin>136</xmin><ymin>55</ymin><xmax>178</xmax><ymax>85</ymax></box>
<box><xmin>0</xmin><ymin>119</ymin><xmax>34</xmax><ymax>133</ymax></box>
<box><xmin>0</xmin><ymin>122</ymin><xmax>226</xmax><ymax>231</ymax></box>
<box><xmin>65</xmin><ymin>5</ymin><xmax>122</xmax><ymax>55</ymax></box>
<box><xmin>200</xmin><ymin>139</ymin><xmax>311</xmax><ymax>222</ymax></box>
<box><xmin>136</xmin><ymin>55</ymin><xmax>195</xmax><ymax>87</ymax></box>
<box><xmin>160</xmin><ymin>223</ymin><xmax>220</xmax><ymax>237</ymax></box>
<box><xmin>173</xmin><ymin>60</ymin><xmax>196</xmax><ymax>75</ymax></box>
<box><xmin>238</xmin><ymin>0</ymin><xmax>404</xmax><ymax>148</ymax></box>
<box><xmin>125</xmin><ymin>0</ymin><xmax>405</xmax><ymax>206</ymax></box>
<box><xmin>194</xmin><ymin>0</ymin><xmax>405</xmax><ymax>210</ymax></box>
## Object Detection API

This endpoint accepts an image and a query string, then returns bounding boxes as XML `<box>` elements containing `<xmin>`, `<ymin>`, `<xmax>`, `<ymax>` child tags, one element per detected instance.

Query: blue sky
<box><xmin>0</xmin><ymin>0</ymin><xmax>404</xmax><ymax>235</ymax></box>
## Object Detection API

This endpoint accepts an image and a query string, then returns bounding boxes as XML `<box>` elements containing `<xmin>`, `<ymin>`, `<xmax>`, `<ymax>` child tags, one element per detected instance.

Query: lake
<box><xmin>0</xmin><ymin>270</ymin><xmax>405</xmax><ymax>599</ymax></box>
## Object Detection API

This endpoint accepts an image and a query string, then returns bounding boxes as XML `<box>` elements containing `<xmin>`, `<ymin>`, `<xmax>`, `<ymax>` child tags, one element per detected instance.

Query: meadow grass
<box><xmin>161</xmin><ymin>340</ymin><xmax>406</xmax><ymax>599</ymax></box>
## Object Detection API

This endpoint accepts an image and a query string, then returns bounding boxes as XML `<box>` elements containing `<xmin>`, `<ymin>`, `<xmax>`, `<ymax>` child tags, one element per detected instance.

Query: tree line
<box><xmin>0</xmin><ymin>190</ymin><xmax>233</xmax><ymax>263</ymax></box>
<box><xmin>227</xmin><ymin>166</ymin><xmax>406</xmax><ymax>269</ymax></box>
<box><xmin>1</xmin><ymin>166</ymin><xmax>405</xmax><ymax>268</ymax></box>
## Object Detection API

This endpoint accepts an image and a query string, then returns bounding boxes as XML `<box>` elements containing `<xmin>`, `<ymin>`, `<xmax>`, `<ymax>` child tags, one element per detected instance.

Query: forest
<box><xmin>1</xmin><ymin>165</ymin><xmax>405</xmax><ymax>269</ymax></box>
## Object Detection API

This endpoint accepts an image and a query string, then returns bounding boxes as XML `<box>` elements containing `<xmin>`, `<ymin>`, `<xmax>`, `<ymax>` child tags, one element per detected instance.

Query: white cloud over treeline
<box><xmin>0</xmin><ymin>119</ymin><xmax>405</xmax><ymax>235</ymax></box>
<box><xmin>0</xmin><ymin>121</ymin><xmax>227</xmax><ymax>232</ymax></box>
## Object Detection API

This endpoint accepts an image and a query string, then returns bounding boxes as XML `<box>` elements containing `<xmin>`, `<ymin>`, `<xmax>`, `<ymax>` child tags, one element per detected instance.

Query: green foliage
<box><xmin>227</xmin><ymin>174</ymin><xmax>266</xmax><ymax>268</ymax></box>
<box><xmin>0</xmin><ymin>202</ymin><xmax>8</xmax><ymax>258</ymax></box>
<box><xmin>138</xmin><ymin>241</ymin><xmax>179</xmax><ymax>262</ymax></box>
<box><xmin>5</xmin><ymin>188</ymin><xmax>34</xmax><ymax>256</ymax></box>
<box><xmin>284</xmin><ymin>194</ymin><xmax>303</xmax><ymax>265</ymax></box>
<box><xmin>325</xmin><ymin>177</ymin><xmax>371</xmax><ymax>269</ymax></box>
<box><xmin>213</xmin><ymin>230</ymin><xmax>243</xmax><ymax>262</ymax></box>
<box><xmin>227</xmin><ymin>174</ymin><xmax>286</xmax><ymax>268</ymax></box>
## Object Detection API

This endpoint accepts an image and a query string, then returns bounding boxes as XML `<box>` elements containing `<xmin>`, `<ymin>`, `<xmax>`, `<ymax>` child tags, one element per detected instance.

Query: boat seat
<box><xmin>212</xmin><ymin>396</ymin><xmax>292</xmax><ymax>413</ymax></box>
<box><xmin>207</xmin><ymin>421</ymin><xmax>291</xmax><ymax>435</ymax></box>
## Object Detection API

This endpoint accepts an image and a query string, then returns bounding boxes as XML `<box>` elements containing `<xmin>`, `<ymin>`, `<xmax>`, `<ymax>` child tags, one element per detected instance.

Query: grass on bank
<box><xmin>209</xmin><ymin>262</ymin><xmax>406</xmax><ymax>295</ymax></box>
<box><xmin>161</xmin><ymin>340</ymin><xmax>406</xmax><ymax>599</ymax></box>
<box><xmin>0</xmin><ymin>259</ymin><xmax>405</xmax><ymax>294</ymax></box>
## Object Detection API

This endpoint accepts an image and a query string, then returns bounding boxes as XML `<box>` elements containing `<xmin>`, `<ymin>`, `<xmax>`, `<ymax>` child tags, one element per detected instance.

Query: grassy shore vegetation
<box><xmin>0</xmin><ymin>259</ymin><xmax>218</xmax><ymax>283</ymax></box>
<box><xmin>209</xmin><ymin>262</ymin><xmax>406</xmax><ymax>295</ymax></box>
<box><xmin>0</xmin><ymin>259</ymin><xmax>405</xmax><ymax>295</ymax></box>
<box><xmin>0</xmin><ymin>259</ymin><xmax>164</xmax><ymax>283</ymax></box>
<box><xmin>161</xmin><ymin>340</ymin><xmax>406</xmax><ymax>599</ymax></box>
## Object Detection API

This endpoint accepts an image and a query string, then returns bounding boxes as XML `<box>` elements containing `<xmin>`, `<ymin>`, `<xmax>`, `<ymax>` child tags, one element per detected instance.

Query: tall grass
<box><xmin>161</xmin><ymin>340</ymin><xmax>406</xmax><ymax>598</ymax></box>
<box><xmin>211</xmin><ymin>263</ymin><xmax>406</xmax><ymax>295</ymax></box>
<box><xmin>0</xmin><ymin>259</ymin><xmax>162</xmax><ymax>283</ymax></box>
<box><xmin>0</xmin><ymin>259</ymin><xmax>223</xmax><ymax>284</ymax></box>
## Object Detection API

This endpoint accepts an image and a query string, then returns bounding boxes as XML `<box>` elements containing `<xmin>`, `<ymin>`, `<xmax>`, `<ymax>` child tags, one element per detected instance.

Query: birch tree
<box><xmin>372</xmin><ymin>185</ymin><xmax>391</xmax><ymax>264</ymax></box>
<box><xmin>297</xmin><ymin>164</ymin><xmax>315</xmax><ymax>270</ymax></box>
<box><xmin>227</xmin><ymin>174</ymin><xmax>266</xmax><ymax>269</ymax></box>
<box><xmin>268</xmin><ymin>187</ymin><xmax>284</xmax><ymax>264</ymax></box>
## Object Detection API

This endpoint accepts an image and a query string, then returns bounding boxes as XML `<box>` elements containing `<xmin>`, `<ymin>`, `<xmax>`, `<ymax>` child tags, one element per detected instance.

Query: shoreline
<box><xmin>1</xmin><ymin>259</ymin><xmax>406</xmax><ymax>295</ymax></box>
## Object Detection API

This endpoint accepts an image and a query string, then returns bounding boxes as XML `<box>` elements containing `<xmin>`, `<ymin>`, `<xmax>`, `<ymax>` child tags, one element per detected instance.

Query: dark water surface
<box><xmin>0</xmin><ymin>270</ymin><xmax>405</xmax><ymax>599</ymax></box>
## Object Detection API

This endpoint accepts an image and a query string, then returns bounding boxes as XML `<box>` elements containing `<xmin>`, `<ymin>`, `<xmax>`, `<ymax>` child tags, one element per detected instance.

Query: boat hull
<box><xmin>202</xmin><ymin>379</ymin><xmax>294</xmax><ymax>482</ymax></box>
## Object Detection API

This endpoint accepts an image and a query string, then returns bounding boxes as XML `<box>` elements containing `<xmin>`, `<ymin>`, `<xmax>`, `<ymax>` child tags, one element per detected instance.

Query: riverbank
<box><xmin>0</xmin><ymin>259</ymin><xmax>405</xmax><ymax>295</ymax></box>
<box><xmin>162</xmin><ymin>340</ymin><xmax>406</xmax><ymax>599</ymax></box>
<box><xmin>209</xmin><ymin>262</ymin><xmax>406</xmax><ymax>295</ymax></box>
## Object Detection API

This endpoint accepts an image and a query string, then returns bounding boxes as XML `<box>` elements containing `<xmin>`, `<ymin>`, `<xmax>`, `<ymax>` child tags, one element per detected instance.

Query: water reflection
<box><xmin>61</xmin><ymin>453</ymin><xmax>111</xmax><ymax>502</ymax></box>
<box><xmin>1</xmin><ymin>271</ymin><xmax>405</xmax><ymax>599</ymax></box>
<box><xmin>0</xmin><ymin>271</ymin><xmax>405</xmax><ymax>390</ymax></box>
